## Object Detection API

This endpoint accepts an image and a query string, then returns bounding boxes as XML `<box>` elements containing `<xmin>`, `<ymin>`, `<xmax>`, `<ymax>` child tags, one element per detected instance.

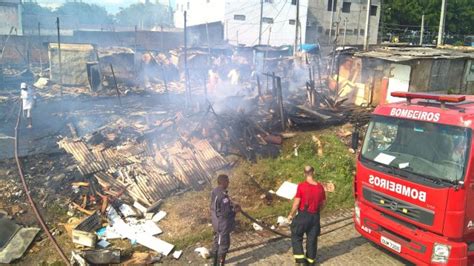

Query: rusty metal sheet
<box><xmin>58</xmin><ymin>139</ymin><xmax>106</xmax><ymax>175</ymax></box>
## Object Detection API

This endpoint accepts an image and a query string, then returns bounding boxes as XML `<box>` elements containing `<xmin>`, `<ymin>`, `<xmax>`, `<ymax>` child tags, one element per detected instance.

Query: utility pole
<box><xmin>258</xmin><ymin>0</ymin><xmax>263</xmax><ymax>45</ymax></box>
<box><xmin>294</xmin><ymin>0</ymin><xmax>300</xmax><ymax>55</ymax></box>
<box><xmin>38</xmin><ymin>22</ymin><xmax>42</xmax><ymax>74</ymax></box>
<box><xmin>419</xmin><ymin>14</ymin><xmax>425</xmax><ymax>46</ymax></box>
<box><xmin>437</xmin><ymin>0</ymin><xmax>447</xmax><ymax>47</ymax></box>
<box><xmin>56</xmin><ymin>17</ymin><xmax>63</xmax><ymax>94</ymax></box>
<box><xmin>342</xmin><ymin>19</ymin><xmax>347</xmax><ymax>49</ymax></box>
<box><xmin>184</xmin><ymin>11</ymin><xmax>190</xmax><ymax>108</ymax></box>
<box><xmin>363</xmin><ymin>0</ymin><xmax>371</xmax><ymax>51</ymax></box>
<box><xmin>328</xmin><ymin>0</ymin><xmax>336</xmax><ymax>44</ymax></box>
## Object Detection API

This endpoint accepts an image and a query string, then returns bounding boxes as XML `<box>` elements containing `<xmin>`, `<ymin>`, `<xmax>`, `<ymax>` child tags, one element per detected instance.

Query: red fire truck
<box><xmin>354</xmin><ymin>92</ymin><xmax>474</xmax><ymax>265</ymax></box>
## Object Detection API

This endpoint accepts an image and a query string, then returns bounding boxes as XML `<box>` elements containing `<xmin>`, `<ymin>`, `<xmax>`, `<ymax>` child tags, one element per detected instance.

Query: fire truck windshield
<box><xmin>361</xmin><ymin>116</ymin><xmax>471</xmax><ymax>185</ymax></box>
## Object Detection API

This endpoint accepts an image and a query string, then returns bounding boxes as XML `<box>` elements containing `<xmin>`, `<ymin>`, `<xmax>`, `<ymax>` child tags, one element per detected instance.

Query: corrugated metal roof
<box><xmin>58</xmin><ymin>138</ymin><xmax>106</xmax><ymax>175</ymax></box>
<box><xmin>48</xmin><ymin>43</ymin><xmax>95</xmax><ymax>51</ymax></box>
<box><xmin>354</xmin><ymin>47</ymin><xmax>474</xmax><ymax>62</ymax></box>
<box><xmin>60</xmin><ymin>137</ymin><xmax>227</xmax><ymax>206</ymax></box>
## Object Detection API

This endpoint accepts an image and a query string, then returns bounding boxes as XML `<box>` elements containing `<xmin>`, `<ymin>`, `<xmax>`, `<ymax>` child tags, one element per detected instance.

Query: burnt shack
<box><xmin>334</xmin><ymin>46</ymin><xmax>474</xmax><ymax>106</ymax></box>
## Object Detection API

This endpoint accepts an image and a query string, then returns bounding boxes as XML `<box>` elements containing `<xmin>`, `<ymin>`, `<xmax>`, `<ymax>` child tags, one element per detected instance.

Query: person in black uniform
<box><xmin>210</xmin><ymin>174</ymin><xmax>240</xmax><ymax>265</ymax></box>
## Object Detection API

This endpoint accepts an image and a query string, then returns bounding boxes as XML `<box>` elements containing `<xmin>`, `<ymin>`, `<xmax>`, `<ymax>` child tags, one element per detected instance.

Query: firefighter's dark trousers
<box><xmin>212</xmin><ymin>231</ymin><xmax>230</xmax><ymax>264</ymax></box>
<box><xmin>291</xmin><ymin>211</ymin><xmax>321</xmax><ymax>264</ymax></box>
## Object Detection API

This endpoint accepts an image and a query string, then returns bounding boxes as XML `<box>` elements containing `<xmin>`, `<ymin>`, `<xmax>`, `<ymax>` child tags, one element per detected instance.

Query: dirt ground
<box><xmin>0</xmin><ymin>82</ymin><xmax>360</xmax><ymax>264</ymax></box>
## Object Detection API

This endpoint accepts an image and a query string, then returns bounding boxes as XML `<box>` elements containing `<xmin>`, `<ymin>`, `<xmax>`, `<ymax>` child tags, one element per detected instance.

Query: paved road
<box><xmin>177</xmin><ymin>209</ymin><xmax>409</xmax><ymax>265</ymax></box>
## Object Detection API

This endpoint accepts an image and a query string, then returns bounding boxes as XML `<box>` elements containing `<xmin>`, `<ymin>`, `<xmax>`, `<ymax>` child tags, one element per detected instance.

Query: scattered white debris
<box><xmin>277</xmin><ymin>216</ymin><xmax>290</xmax><ymax>226</ymax></box>
<box><xmin>270</xmin><ymin>225</ymin><xmax>276</xmax><ymax>230</ymax></box>
<box><xmin>106</xmin><ymin>206</ymin><xmax>174</xmax><ymax>256</ymax></box>
<box><xmin>145</xmin><ymin>212</ymin><xmax>155</xmax><ymax>220</ymax></box>
<box><xmin>97</xmin><ymin>239</ymin><xmax>110</xmax><ymax>248</ymax></box>
<box><xmin>33</xmin><ymin>77</ymin><xmax>50</xmax><ymax>89</ymax></box>
<box><xmin>103</xmin><ymin>226</ymin><xmax>121</xmax><ymax>240</ymax></box>
<box><xmin>152</xmin><ymin>211</ymin><xmax>167</xmax><ymax>222</ymax></box>
<box><xmin>133</xmin><ymin>201</ymin><xmax>148</xmax><ymax>214</ymax></box>
<box><xmin>275</xmin><ymin>181</ymin><xmax>298</xmax><ymax>200</ymax></box>
<box><xmin>252</xmin><ymin>223</ymin><xmax>263</xmax><ymax>231</ymax></box>
<box><xmin>138</xmin><ymin>235</ymin><xmax>174</xmax><ymax>256</ymax></box>
<box><xmin>173</xmin><ymin>250</ymin><xmax>183</xmax><ymax>259</ymax></box>
<box><xmin>128</xmin><ymin>219</ymin><xmax>163</xmax><ymax>236</ymax></box>
<box><xmin>194</xmin><ymin>247</ymin><xmax>210</xmax><ymax>259</ymax></box>
<box><xmin>119</xmin><ymin>204</ymin><xmax>137</xmax><ymax>217</ymax></box>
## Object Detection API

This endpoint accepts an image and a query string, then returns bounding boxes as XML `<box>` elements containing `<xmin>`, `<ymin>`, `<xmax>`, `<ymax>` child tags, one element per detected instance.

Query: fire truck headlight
<box><xmin>431</xmin><ymin>243</ymin><xmax>451</xmax><ymax>264</ymax></box>
<box><xmin>354</xmin><ymin>201</ymin><xmax>361</xmax><ymax>225</ymax></box>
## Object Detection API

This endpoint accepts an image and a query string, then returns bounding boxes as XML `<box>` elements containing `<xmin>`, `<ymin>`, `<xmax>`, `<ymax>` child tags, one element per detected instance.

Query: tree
<box><xmin>115</xmin><ymin>2</ymin><xmax>173</xmax><ymax>29</ymax></box>
<box><xmin>22</xmin><ymin>2</ymin><xmax>56</xmax><ymax>31</ymax></box>
<box><xmin>382</xmin><ymin>0</ymin><xmax>474</xmax><ymax>42</ymax></box>
<box><xmin>55</xmin><ymin>2</ymin><xmax>113</xmax><ymax>29</ymax></box>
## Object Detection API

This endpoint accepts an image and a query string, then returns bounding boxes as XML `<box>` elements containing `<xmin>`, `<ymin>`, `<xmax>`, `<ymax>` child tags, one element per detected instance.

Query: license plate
<box><xmin>381</xmin><ymin>236</ymin><xmax>401</xmax><ymax>253</ymax></box>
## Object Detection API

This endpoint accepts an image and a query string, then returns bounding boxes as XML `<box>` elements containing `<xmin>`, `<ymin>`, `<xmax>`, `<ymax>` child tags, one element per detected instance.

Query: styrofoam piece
<box><xmin>275</xmin><ymin>181</ymin><xmax>298</xmax><ymax>199</ymax></box>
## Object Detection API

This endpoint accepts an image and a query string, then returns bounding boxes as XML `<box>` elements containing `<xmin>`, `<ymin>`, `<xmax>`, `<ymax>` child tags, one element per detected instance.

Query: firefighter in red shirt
<box><xmin>287</xmin><ymin>165</ymin><xmax>326</xmax><ymax>265</ymax></box>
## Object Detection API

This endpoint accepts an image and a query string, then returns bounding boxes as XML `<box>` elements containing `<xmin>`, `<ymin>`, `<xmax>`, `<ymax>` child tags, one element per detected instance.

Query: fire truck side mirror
<box><xmin>455</xmin><ymin>180</ymin><xmax>465</xmax><ymax>191</ymax></box>
<box><xmin>351</xmin><ymin>129</ymin><xmax>360</xmax><ymax>151</ymax></box>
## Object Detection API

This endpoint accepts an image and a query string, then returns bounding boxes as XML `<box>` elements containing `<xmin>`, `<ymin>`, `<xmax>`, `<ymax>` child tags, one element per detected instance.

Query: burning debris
<box><xmin>0</xmin><ymin>17</ymin><xmax>376</xmax><ymax>263</ymax></box>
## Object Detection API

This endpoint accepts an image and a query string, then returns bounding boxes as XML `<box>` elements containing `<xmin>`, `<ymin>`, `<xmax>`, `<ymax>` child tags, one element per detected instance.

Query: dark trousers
<box><xmin>212</xmin><ymin>231</ymin><xmax>230</xmax><ymax>264</ymax></box>
<box><xmin>291</xmin><ymin>211</ymin><xmax>321</xmax><ymax>264</ymax></box>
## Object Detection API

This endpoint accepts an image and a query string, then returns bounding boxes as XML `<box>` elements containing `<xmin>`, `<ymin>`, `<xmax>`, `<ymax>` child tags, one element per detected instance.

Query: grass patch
<box><xmin>232</xmin><ymin>129</ymin><xmax>356</xmax><ymax>219</ymax></box>
<box><xmin>159</xmin><ymin>128</ymin><xmax>356</xmax><ymax>249</ymax></box>
<box><xmin>162</xmin><ymin>227</ymin><xmax>214</xmax><ymax>250</ymax></box>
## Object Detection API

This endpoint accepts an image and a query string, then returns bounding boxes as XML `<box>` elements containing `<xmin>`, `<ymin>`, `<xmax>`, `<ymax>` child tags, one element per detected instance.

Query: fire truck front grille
<box><xmin>363</xmin><ymin>187</ymin><xmax>434</xmax><ymax>226</ymax></box>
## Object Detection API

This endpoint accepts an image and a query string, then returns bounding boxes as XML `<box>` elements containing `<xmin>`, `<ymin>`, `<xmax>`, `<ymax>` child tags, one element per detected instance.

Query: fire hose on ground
<box><xmin>232</xmin><ymin>210</ymin><xmax>353</xmax><ymax>253</ymax></box>
<box><xmin>13</xmin><ymin>102</ymin><xmax>70</xmax><ymax>265</ymax></box>
<box><xmin>12</xmin><ymin>100</ymin><xmax>350</xmax><ymax>262</ymax></box>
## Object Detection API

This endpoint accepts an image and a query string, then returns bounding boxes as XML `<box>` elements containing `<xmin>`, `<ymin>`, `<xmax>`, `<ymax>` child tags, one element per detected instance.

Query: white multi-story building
<box><xmin>306</xmin><ymin>0</ymin><xmax>381</xmax><ymax>45</ymax></box>
<box><xmin>174</xmin><ymin>0</ymin><xmax>308</xmax><ymax>47</ymax></box>
<box><xmin>174</xmin><ymin>0</ymin><xmax>380</xmax><ymax>47</ymax></box>
<box><xmin>0</xmin><ymin>0</ymin><xmax>22</xmax><ymax>35</ymax></box>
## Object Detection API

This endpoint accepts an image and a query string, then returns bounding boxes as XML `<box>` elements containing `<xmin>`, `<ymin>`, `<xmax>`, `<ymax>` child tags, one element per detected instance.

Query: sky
<box><xmin>35</xmin><ymin>0</ymin><xmax>176</xmax><ymax>14</ymax></box>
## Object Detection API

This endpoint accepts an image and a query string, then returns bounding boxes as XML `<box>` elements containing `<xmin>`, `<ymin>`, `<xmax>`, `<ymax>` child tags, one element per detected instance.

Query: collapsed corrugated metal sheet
<box><xmin>58</xmin><ymin>138</ymin><xmax>106</xmax><ymax>175</ymax></box>
<box><xmin>60</xmin><ymin>136</ymin><xmax>227</xmax><ymax>206</ymax></box>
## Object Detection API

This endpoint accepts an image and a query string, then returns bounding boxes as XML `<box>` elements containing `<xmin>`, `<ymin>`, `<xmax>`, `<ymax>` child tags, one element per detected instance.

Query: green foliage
<box><xmin>163</xmin><ymin>227</ymin><xmax>214</xmax><ymax>250</ymax></box>
<box><xmin>22</xmin><ymin>2</ymin><xmax>56</xmax><ymax>30</ymax></box>
<box><xmin>56</xmin><ymin>2</ymin><xmax>112</xmax><ymax>26</ymax></box>
<box><xmin>383</xmin><ymin>0</ymin><xmax>474</xmax><ymax>38</ymax></box>
<box><xmin>22</xmin><ymin>1</ymin><xmax>173</xmax><ymax>30</ymax></box>
<box><xmin>240</xmin><ymin>130</ymin><xmax>356</xmax><ymax>214</ymax></box>
<box><xmin>115</xmin><ymin>2</ymin><xmax>173</xmax><ymax>28</ymax></box>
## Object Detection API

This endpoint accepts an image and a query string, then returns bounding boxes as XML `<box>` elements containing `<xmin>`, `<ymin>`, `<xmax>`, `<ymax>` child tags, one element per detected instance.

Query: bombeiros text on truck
<box><xmin>353</xmin><ymin>92</ymin><xmax>474</xmax><ymax>265</ymax></box>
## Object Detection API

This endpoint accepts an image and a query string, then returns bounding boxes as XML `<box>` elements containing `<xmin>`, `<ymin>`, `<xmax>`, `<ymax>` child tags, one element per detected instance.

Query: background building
<box><xmin>174</xmin><ymin>0</ymin><xmax>308</xmax><ymax>47</ymax></box>
<box><xmin>0</xmin><ymin>0</ymin><xmax>22</xmax><ymax>35</ymax></box>
<box><xmin>305</xmin><ymin>0</ymin><xmax>381</xmax><ymax>45</ymax></box>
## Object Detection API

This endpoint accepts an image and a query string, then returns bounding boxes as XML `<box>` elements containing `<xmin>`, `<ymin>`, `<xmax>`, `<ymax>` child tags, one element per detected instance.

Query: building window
<box><xmin>234</xmin><ymin>14</ymin><xmax>246</xmax><ymax>21</ymax></box>
<box><xmin>289</xmin><ymin>19</ymin><xmax>296</xmax><ymax>25</ymax></box>
<box><xmin>370</xmin><ymin>5</ymin><xmax>378</xmax><ymax>16</ymax></box>
<box><xmin>327</xmin><ymin>0</ymin><xmax>337</xmax><ymax>12</ymax></box>
<box><xmin>325</xmin><ymin>29</ymin><xmax>330</xmax><ymax>35</ymax></box>
<box><xmin>318</xmin><ymin>26</ymin><xmax>323</xmax><ymax>33</ymax></box>
<box><xmin>346</xmin><ymin>29</ymin><xmax>353</xmax><ymax>35</ymax></box>
<box><xmin>342</xmin><ymin>2</ymin><xmax>351</xmax><ymax>13</ymax></box>
<box><xmin>262</xmin><ymin>17</ymin><xmax>274</xmax><ymax>24</ymax></box>
<box><xmin>339</xmin><ymin>29</ymin><xmax>345</xmax><ymax>35</ymax></box>
<box><xmin>291</xmin><ymin>0</ymin><xmax>297</xmax><ymax>5</ymax></box>
<box><xmin>353</xmin><ymin>29</ymin><xmax>358</xmax><ymax>35</ymax></box>
<box><xmin>264</xmin><ymin>0</ymin><xmax>273</xmax><ymax>3</ymax></box>
<box><xmin>360</xmin><ymin>29</ymin><xmax>365</xmax><ymax>35</ymax></box>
